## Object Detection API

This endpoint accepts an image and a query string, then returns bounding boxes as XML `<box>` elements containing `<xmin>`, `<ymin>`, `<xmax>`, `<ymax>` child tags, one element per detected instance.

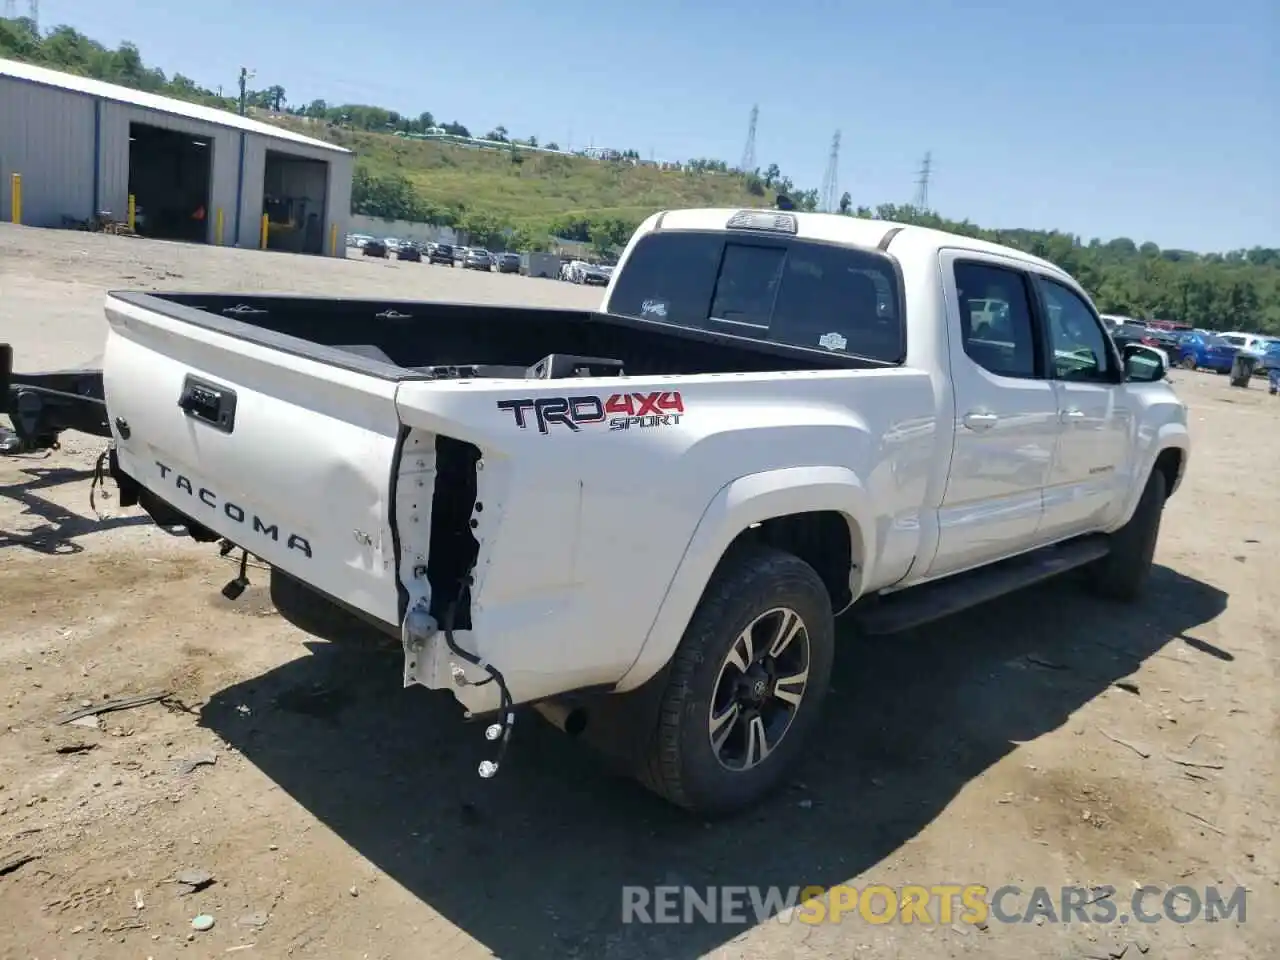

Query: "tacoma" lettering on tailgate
<box><xmin>154</xmin><ymin>461</ymin><xmax>312</xmax><ymax>558</ymax></box>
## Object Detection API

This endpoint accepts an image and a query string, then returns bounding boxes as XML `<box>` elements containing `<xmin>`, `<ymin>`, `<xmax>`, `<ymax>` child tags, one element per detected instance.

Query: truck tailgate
<box><xmin>103</xmin><ymin>295</ymin><xmax>405</xmax><ymax>627</ymax></box>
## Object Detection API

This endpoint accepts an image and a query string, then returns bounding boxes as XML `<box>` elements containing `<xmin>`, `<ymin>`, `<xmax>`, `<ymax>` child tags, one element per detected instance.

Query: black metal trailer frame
<box><xmin>1</xmin><ymin>343</ymin><xmax>112</xmax><ymax>453</ymax></box>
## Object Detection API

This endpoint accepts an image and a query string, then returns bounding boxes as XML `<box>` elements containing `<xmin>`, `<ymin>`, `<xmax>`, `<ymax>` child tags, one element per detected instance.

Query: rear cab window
<box><xmin>604</xmin><ymin>228</ymin><xmax>905</xmax><ymax>363</ymax></box>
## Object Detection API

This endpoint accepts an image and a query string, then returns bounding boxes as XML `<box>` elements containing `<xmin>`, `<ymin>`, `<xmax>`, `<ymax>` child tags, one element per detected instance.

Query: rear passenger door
<box><xmin>925</xmin><ymin>254</ymin><xmax>1059</xmax><ymax>579</ymax></box>
<box><xmin>1033</xmin><ymin>276</ymin><xmax>1134</xmax><ymax>537</ymax></box>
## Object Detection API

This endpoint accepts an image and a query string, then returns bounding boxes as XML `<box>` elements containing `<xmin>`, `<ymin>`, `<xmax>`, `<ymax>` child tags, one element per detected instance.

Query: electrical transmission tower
<box><xmin>820</xmin><ymin>130</ymin><xmax>841</xmax><ymax>213</ymax></box>
<box><xmin>27</xmin><ymin>0</ymin><xmax>37</xmax><ymax>30</ymax></box>
<box><xmin>739</xmin><ymin>104</ymin><xmax>758</xmax><ymax>173</ymax></box>
<box><xmin>913</xmin><ymin>151</ymin><xmax>933</xmax><ymax>211</ymax></box>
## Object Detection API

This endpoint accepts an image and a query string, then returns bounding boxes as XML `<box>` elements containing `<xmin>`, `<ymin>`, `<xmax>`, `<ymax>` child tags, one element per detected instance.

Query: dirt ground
<box><xmin>1</xmin><ymin>224</ymin><xmax>1276</xmax><ymax>960</ymax></box>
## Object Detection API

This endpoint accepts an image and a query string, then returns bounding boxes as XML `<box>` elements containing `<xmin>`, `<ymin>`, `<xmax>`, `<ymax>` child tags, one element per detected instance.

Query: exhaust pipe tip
<box><xmin>534</xmin><ymin>700</ymin><xmax>588</xmax><ymax>738</ymax></box>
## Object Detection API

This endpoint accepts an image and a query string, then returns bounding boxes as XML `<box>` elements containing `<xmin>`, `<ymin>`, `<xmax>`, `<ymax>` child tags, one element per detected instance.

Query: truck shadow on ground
<box><xmin>0</xmin><ymin>465</ymin><xmax>150</xmax><ymax>554</ymax></box>
<box><xmin>201</xmin><ymin>564</ymin><xmax>1227</xmax><ymax>960</ymax></box>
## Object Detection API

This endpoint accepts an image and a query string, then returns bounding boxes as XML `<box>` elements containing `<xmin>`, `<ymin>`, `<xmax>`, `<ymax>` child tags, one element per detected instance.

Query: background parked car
<box><xmin>362</xmin><ymin>238</ymin><xmax>388</xmax><ymax>258</ymax></box>
<box><xmin>1255</xmin><ymin>337</ymin><xmax>1280</xmax><ymax>372</ymax></box>
<box><xmin>1261</xmin><ymin>341</ymin><xmax>1280</xmax><ymax>381</ymax></box>
<box><xmin>1219</xmin><ymin>332</ymin><xmax>1272</xmax><ymax>358</ymax></box>
<box><xmin>428</xmin><ymin>242</ymin><xmax>455</xmax><ymax>266</ymax></box>
<box><xmin>463</xmin><ymin>248</ymin><xmax>492</xmax><ymax>271</ymax></box>
<box><xmin>396</xmin><ymin>241</ymin><xmax>422</xmax><ymax>263</ymax></box>
<box><xmin>1175</xmin><ymin>332</ymin><xmax>1238</xmax><ymax>373</ymax></box>
<box><xmin>495</xmin><ymin>252</ymin><xmax>521</xmax><ymax>274</ymax></box>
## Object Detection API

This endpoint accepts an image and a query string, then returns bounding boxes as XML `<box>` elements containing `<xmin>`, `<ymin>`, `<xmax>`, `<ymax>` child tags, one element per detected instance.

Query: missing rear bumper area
<box><xmin>425</xmin><ymin>435</ymin><xmax>483</xmax><ymax>630</ymax></box>
<box><xmin>399</xmin><ymin>431</ymin><xmax>494</xmax><ymax>700</ymax></box>
<box><xmin>399</xmin><ymin>432</ymin><xmax>518</xmax><ymax>778</ymax></box>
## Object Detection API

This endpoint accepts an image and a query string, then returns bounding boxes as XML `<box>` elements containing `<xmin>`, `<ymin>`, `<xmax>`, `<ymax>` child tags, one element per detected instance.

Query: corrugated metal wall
<box><xmin>0</xmin><ymin>79</ymin><xmax>96</xmax><ymax>226</ymax></box>
<box><xmin>236</xmin><ymin>134</ymin><xmax>351</xmax><ymax>254</ymax></box>
<box><xmin>326</xmin><ymin>153</ymin><xmax>352</xmax><ymax>255</ymax></box>
<box><xmin>98</xmin><ymin>101</ymin><xmax>240</xmax><ymax>245</ymax></box>
<box><xmin>1</xmin><ymin>76</ymin><xmax>351</xmax><ymax>256</ymax></box>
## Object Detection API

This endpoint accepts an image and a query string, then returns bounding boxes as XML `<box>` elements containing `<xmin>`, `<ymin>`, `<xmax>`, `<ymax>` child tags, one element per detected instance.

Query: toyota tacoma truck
<box><xmin>99</xmin><ymin>208</ymin><xmax>1189</xmax><ymax>816</ymax></box>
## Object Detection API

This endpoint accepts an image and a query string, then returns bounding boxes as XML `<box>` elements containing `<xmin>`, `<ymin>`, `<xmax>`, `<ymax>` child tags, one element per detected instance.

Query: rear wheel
<box><xmin>1086</xmin><ymin>468</ymin><xmax>1167</xmax><ymax>602</ymax></box>
<box><xmin>637</xmin><ymin>546</ymin><xmax>834</xmax><ymax>817</ymax></box>
<box><xmin>1180</xmin><ymin>356</ymin><xmax>1197</xmax><ymax>370</ymax></box>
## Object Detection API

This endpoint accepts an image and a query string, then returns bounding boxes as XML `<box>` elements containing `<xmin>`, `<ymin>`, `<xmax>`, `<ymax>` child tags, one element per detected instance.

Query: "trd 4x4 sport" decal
<box><xmin>496</xmin><ymin>391</ymin><xmax>684</xmax><ymax>435</ymax></box>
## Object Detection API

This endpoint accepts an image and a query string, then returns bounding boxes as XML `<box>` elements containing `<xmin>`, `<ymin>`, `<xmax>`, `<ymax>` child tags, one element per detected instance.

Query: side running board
<box><xmin>853</xmin><ymin>536</ymin><xmax>1111</xmax><ymax>636</ymax></box>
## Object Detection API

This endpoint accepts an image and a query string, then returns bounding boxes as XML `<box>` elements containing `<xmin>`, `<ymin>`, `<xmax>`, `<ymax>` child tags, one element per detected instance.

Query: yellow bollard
<box><xmin>329</xmin><ymin>222</ymin><xmax>338</xmax><ymax>257</ymax></box>
<box><xmin>127</xmin><ymin>194</ymin><xmax>136</xmax><ymax>231</ymax></box>
<box><xmin>260</xmin><ymin>213</ymin><xmax>269</xmax><ymax>250</ymax></box>
<box><xmin>215</xmin><ymin>207</ymin><xmax>224</xmax><ymax>245</ymax></box>
<box><xmin>10</xmin><ymin>173</ymin><xmax>21</xmax><ymax>224</ymax></box>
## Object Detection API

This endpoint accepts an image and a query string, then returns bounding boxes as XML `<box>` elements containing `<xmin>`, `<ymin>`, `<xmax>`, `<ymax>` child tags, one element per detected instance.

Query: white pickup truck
<box><xmin>101</xmin><ymin>208</ymin><xmax>1189</xmax><ymax>816</ymax></box>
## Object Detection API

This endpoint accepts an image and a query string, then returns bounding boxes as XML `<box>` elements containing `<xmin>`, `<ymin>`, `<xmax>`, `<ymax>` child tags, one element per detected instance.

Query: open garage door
<box><xmin>263</xmin><ymin>150</ymin><xmax>328</xmax><ymax>255</ymax></box>
<box><xmin>128</xmin><ymin>123</ymin><xmax>212</xmax><ymax>243</ymax></box>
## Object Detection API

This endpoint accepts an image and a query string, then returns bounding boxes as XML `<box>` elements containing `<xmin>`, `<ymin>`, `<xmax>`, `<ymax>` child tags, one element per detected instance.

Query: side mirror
<box><xmin>1122</xmin><ymin>344</ymin><xmax>1166</xmax><ymax>382</ymax></box>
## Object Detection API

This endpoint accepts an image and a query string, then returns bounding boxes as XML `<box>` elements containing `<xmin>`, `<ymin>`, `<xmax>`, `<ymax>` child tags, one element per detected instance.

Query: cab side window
<box><xmin>954</xmin><ymin>261</ymin><xmax>1040</xmax><ymax>379</ymax></box>
<box><xmin>1038</xmin><ymin>279</ymin><xmax>1115</xmax><ymax>382</ymax></box>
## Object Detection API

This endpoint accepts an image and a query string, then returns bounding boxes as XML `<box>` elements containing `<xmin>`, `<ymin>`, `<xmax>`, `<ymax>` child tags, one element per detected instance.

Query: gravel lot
<box><xmin>1</xmin><ymin>224</ymin><xmax>1277</xmax><ymax>960</ymax></box>
<box><xmin>0</xmin><ymin>225</ymin><xmax>601</xmax><ymax>369</ymax></box>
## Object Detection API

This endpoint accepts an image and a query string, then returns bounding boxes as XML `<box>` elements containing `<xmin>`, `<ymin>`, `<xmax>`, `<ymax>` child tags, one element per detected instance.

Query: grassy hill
<box><xmin>303</xmin><ymin>124</ymin><xmax>776</xmax><ymax>227</ymax></box>
<box><xmin>263</xmin><ymin>117</ymin><xmax>778</xmax><ymax>251</ymax></box>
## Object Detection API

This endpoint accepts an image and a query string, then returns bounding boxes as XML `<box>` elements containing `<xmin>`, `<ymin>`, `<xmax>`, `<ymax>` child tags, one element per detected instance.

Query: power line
<box><xmin>739</xmin><ymin>104</ymin><xmax>758</xmax><ymax>173</ymax></box>
<box><xmin>820</xmin><ymin>130</ymin><xmax>841</xmax><ymax>213</ymax></box>
<box><xmin>913</xmin><ymin>151</ymin><xmax>932</xmax><ymax>211</ymax></box>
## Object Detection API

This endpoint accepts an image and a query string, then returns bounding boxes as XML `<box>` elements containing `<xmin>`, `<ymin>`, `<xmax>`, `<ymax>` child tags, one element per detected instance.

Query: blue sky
<box><xmin>37</xmin><ymin>0</ymin><xmax>1278</xmax><ymax>252</ymax></box>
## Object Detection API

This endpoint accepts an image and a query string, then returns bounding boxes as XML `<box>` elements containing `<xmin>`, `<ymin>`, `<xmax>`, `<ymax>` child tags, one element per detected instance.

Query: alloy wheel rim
<box><xmin>708</xmin><ymin>607</ymin><xmax>811</xmax><ymax>772</ymax></box>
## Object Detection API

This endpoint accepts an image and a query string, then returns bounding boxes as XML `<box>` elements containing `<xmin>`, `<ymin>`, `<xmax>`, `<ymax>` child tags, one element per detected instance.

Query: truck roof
<box><xmin>643</xmin><ymin>208</ymin><xmax>1072</xmax><ymax>283</ymax></box>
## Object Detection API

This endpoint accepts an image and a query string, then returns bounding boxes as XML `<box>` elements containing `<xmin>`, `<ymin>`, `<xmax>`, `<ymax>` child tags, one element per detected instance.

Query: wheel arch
<box><xmin>612</xmin><ymin>466</ymin><xmax>874</xmax><ymax>693</ymax></box>
<box><xmin>1109</xmin><ymin>429</ymin><xmax>1189</xmax><ymax>534</ymax></box>
<box><xmin>1153</xmin><ymin>446</ymin><xmax>1185</xmax><ymax>500</ymax></box>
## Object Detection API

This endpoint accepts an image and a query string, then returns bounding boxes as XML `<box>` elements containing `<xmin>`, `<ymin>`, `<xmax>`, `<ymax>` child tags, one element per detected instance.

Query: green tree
<box><xmin>460</xmin><ymin>211</ymin><xmax>512</xmax><ymax>249</ymax></box>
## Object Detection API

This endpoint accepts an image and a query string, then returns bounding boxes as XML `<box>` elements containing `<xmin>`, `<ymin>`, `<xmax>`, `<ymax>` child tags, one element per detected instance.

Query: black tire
<box><xmin>1180</xmin><ymin>356</ymin><xmax>1197</xmax><ymax>370</ymax></box>
<box><xmin>1086</xmin><ymin>468</ymin><xmax>1167</xmax><ymax>602</ymax></box>
<box><xmin>636</xmin><ymin>545</ymin><xmax>834</xmax><ymax>817</ymax></box>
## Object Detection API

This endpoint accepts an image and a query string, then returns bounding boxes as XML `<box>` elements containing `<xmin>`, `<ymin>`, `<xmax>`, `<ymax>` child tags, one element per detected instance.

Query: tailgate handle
<box><xmin>178</xmin><ymin>375</ymin><xmax>237</xmax><ymax>433</ymax></box>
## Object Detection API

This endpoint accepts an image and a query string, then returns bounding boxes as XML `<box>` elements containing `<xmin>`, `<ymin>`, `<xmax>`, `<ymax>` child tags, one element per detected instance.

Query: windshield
<box><xmin>1201</xmin><ymin>335</ymin><xmax>1231</xmax><ymax>347</ymax></box>
<box><xmin>606</xmin><ymin>229</ymin><xmax>904</xmax><ymax>363</ymax></box>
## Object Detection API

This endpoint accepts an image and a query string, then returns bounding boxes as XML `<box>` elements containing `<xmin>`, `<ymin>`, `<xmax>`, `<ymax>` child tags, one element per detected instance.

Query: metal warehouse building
<box><xmin>0</xmin><ymin>57</ymin><xmax>353</xmax><ymax>257</ymax></box>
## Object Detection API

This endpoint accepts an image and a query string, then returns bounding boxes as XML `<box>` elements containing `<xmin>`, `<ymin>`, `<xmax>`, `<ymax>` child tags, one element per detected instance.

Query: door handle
<box><xmin>1059</xmin><ymin>408</ymin><xmax>1086</xmax><ymax>423</ymax></box>
<box><xmin>962</xmin><ymin>411</ymin><xmax>998</xmax><ymax>431</ymax></box>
